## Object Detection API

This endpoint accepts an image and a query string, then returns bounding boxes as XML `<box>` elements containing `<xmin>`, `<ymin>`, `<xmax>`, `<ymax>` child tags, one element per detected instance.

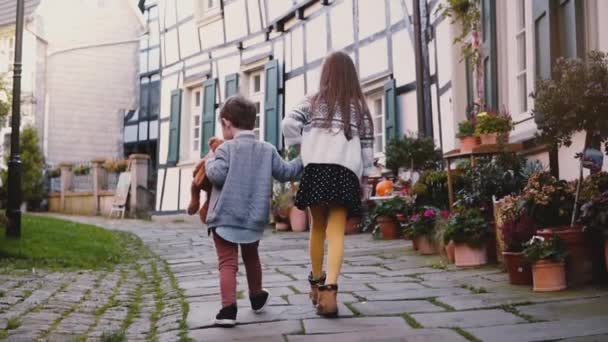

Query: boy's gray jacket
<box><xmin>205</xmin><ymin>131</ymin><xmax>302</xmax><ymax>235</ymax></box>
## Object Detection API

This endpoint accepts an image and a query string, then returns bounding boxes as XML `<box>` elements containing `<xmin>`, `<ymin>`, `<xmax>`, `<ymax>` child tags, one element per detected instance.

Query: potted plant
<box><xmin>72</xmin><ymin>163</ymin><xmax>92</xmax><ymax>192</ymax></box>
<box><xmin>283</xmin><ymin>147</ymin><xmax>308</xmax><ymax>232</ymax></box>
<box><xmin>271</xmin><ymin>184</ymin><xmax>293</xmax><ymax>231</ymax></box>
<box><xmin>385</xmin><ymin>133</ymin><xmax>439</xmax><ymax>175</ymax></box>
<box><xmin>522</xmin><ymin>172</ymin><xmax>592</xmax><ymax>286</ymax></box>
<box><xmin>372</xmin><ymin>197</ymin><xmax>406</xmax><ymax>240</ymax></box>
<box><xmin>444</xmin><ymin>207</ymin><xmax>489</xmax><ymax>267</ymax></box>
<box><xmin>48</xmin><ymin>167</ymin><xmax>61</xmax><ymax>193</ymax></box>
<box><xmin>580</xmin><ymin>190</ymin><xmax>608</xmax><ymax>273</ymax></box>
<box><xmin>433</xmin><ymin>211</ymin><xmax>454</xmax><ymax>263</ymax></box>
<box><xmin>103</xmin><ymin>159</ymin><xmax>128</xmax><ymax>190</ymax></box>
<box><xmin>456</xmin><ymin>120</ymin><xmax>478</xmax><ymax>153</ymax></box>
<box><xmin>523</xmin><ymin>235</ymin><xmax>568</xmax><ymax>292</ymax></box>
<box><xmin>406</xmin><ymin>207</ymin><xmax>439</xmax><ymax>255</ymax></box>
<box><xmin>499</xmin><ymin>197</ymin><xmax>535</xmax><ymax>285</ymax></box>
<box><xmin>475</xmin><ymin>110</ymin><xmax>512</xmax><ymax>145</ymax></box>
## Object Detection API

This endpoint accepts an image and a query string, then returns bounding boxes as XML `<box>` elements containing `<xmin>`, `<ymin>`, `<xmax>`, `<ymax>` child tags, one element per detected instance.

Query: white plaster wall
<box><xmin>285</xmin><ymin>75</ymin><xmax>305</xmax><ymax>114</ymax></box>
<box><xmin>179</xmin><ymin>166</ymin><xmax>195</xmax><ymax>211</ymax></box>
<box><xmin>200</xmin><ymin>20</ymin><xmax>224</xmax><ymax>50</ymax></box>
<box><xmin>179</xmin><ymin>21</ymin><xmax>199</xmax><ymax>59</ymax></box>
<box><xmin>266</xmin><ymin>0</ymin><xmax>293</xmax><ymax>23</ymax></box>
<box><xmin>155</xmin><ymin>168</ymin><xmax>165</xmax><ymax>210</ymax></box>
<box><xmin>330</xmin><ymin>0</ymin><xmax>354</xmax><ymax>51</ymax></box>
<box><xmin>392</xmin><ymin>29</ymin><xmax>416</xmax><ymax>84</ymax></box>
<box><xmin>305</xmin><ymin>15</ymin><xmax>327</xmax><ymax>62</ymax></box>
<box><xmin>162</xmin><ymin>167</ymin><xmax>180</xmax><ymax>211</ymax></box>
<box><xmin>247</xmin><ymin>0</ymin><xmax>263</xmax><ymax>33</ymax></box>
<box><xmin>358</xmin><ymin>0</ymin><xmax>386</xmax><ymax>39</ymax></box>
<box><xmin>389</xmin><ymin>0</ymin><xmax>404</xmax><ymax>25</ymax></box>
<box><xmin>359</xmin><ymin>38</ymin><xmax>388</xmax><ymax>79</ymax></box>
<box><xmin>291</xmin><ymin>26</ymin><xmax>304</xmax><ymax>70</ymax></box>
<box><xmin>158</xmin><ymin>121</ymin><xmax>170</xmax><ymax>165</ymax></box>
<box><xmin>306</xmin><ymin>66</ymin><xmax>321</xmax><ymax>95</ymax></box>
<box><xmin>401</xmin><ymin>92</ymin><xmax>418</xmax><ymax>134</ymax></box>
<box><xmin>165</xmin><ymin>28</ymin><xmax>180</xmax><ymax>64</ymax></box>
<box><xmin>225</xmin><ymin>0</ymin><xmax>248</xmax><ymax>42</ymax></box>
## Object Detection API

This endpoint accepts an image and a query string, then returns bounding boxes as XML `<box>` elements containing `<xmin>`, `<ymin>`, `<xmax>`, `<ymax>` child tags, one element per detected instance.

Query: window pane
<box><xmin>518</xmin><ymin>74</ymin><xmax>528</xmax><ymax>113</ymax></box>
<box><xmin>254</xmin><ymin>101</ymin><xmax>261</xmax><ymax>114</ymax></box>
<box><xmin>254</xmin><ymin>75</ymin><xmax>261</xmax><ymax>93</ymax></box>
<box><xmin>194</xmin><ymin>139</ymin><xmax>199</xmax><ymax>151</ymax></box>
<box><xmin>195</xmin><ymin>91</ymin><xmax>201</xmax><ymax>107</ymax></box>
<box><xmin>374</xmin><ymin>99</ymin><xmax>382</xmax><ymax>115</ymax></box>
<box><xmin>140</xmin><ymin>53</ymin><xmax>148</xmax><ymax>73</ymax></box>
<box><xmin>208</xmin><ymin>0</ymin><xmax>215</xmax><ymax>8</ymax></box>
<box><xmin>148</xmin><ymin>48</ymin><xmax>160</xmax><ymax>71</ymax></box>
<box><xmin>517</xmin><ymin>33</ymin><xmax>526</xmax><ymax>72</ymax></box>
<box><xmin>374</xmin><ymin>136</ymin><xmax>383</xmax><ymax>153</ymax></box>
<box><xmin>149</xmin><ymin>24</ymin><xmax>159</xmax><ymax>46</ymax></box>
<box><xmin>255</xmin><ymin>115</ymin><xmax>260</xmax><ymax>128</ymax></box>
<box><xmin>194</xmin><ymin>115</ymin><xmax>200</xmax><ymax>126</ymax></box>
<box><xmin>148</xmin><ymin>6</ymin><xmax>158</xmax><ymax>20</ymax></box>
<box><xmin>517</xmin><ymin>0</ymin><xmax>525</xmax><ymax>29</ymax></box>
<box><xmin>374</xmin><ymin>117</ymin><xmax>382</xmax><ymax>134</ymax></box>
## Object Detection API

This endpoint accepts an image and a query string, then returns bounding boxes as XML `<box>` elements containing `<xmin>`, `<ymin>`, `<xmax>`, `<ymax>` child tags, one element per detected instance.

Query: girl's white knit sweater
<box><xmin>281</xmin><ymin>97</ymin><xmax>375</xmax><ymax>179</ymax></box>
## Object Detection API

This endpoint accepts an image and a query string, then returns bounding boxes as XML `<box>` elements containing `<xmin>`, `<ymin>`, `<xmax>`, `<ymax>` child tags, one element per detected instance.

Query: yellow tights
<box><xmin>309</xmin><ymin>205</ymin><xmax>347</xmax><ymax>285</ymax></box>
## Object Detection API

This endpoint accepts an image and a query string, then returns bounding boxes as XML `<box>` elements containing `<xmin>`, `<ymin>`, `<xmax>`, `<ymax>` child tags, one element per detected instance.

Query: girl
<box><xmin>282</xmin><ymin>51</ymin><xmax>374</xmax><ymax>317</ymax></box>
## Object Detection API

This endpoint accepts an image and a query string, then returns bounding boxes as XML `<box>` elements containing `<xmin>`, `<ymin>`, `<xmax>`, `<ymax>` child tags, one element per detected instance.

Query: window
<box><xmin>195</xmin><ymin>0</ymin><xmax>222</xmax><ymax>25</ymax></box>
<box><xmin>192</xmin><ymin>89</ymin><xmax>202</xmax><ymax>154</ymax></box>
<box><xmin>368</xmin><ymin>96</ymin><xmax>384</xmax><ymax>155</ymax></box>
<box><xmin>515</xmin><ymin>0</ymin><xmax>527</xmax><ymax>114</ymax></box>
<box><xmin>249</xmin><ymin>70</ymin><xmax>264</xmax><ymax>140</ymax></box>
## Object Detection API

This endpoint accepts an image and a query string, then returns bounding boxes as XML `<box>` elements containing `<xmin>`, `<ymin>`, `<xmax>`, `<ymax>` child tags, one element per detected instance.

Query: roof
<box><xmin>0</xmin><ymin>0</ymin><xmax>41</xmax><ymax>28</ymax></box>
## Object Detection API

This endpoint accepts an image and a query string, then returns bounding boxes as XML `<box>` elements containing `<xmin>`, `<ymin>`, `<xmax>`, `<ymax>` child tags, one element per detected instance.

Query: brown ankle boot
<box><xmin>308</xmin><ymin>272</ymin><xmax>326</xmax><ymax>306</ymax></box>
<box><xmin>316</xmin><ymin>284</ymin><xmax>338</xmax><ymax>317</ymax></box>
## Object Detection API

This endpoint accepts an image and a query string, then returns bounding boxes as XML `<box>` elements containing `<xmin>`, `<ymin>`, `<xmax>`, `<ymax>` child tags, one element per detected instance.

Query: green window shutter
<box><xmin>384</xmin><ymin>78</ymin><xmax>398</xmax><ymax>141</ymax></box>
<box><xmin>557</xmin><ymin>0</ymin><xmax>584</xmax><ymax>58</ymax></box>
<box><xmin>225</xmin><ymin>73</ymin><xmax>240</xmax><ymax>98</ymax></box>
<box><xmin>264</xmin><ymin>59</ymin><xmax>283</xmax><ymax>149</ymax></box>
<box><xmin>167</xmin><ymin>89</ymin><xmax>182</xmax><ymax>166</ymax></box>
<box><xmin>481</xmin><ymin>0</ymin><xmax>498</xmax><ymax>109</ymax></box>
<box><xmin>201</xmin><ymin>78</ymin><xmax>217</xmax><ymax>157</ymax></box>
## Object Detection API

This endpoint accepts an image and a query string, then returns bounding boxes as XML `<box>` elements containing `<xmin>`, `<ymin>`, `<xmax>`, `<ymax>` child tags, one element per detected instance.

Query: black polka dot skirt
<box><xmin>295</xmin><ymin>163</ymin><xmax>362</xmax><ymax>217</ymax></box>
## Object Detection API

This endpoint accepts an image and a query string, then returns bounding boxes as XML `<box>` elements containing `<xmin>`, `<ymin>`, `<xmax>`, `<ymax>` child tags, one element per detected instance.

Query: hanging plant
<box><xmin>436</xmin><ymin>0</ymin><xmax>481</xmax><ymax>65</ymax></box>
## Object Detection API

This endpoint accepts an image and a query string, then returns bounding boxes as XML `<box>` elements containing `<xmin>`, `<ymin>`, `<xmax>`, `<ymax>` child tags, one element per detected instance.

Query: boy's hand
<box><xmin>209</xmin><ymin>137</ymin><xmax>223</xmax><ymax>152</ymax></box>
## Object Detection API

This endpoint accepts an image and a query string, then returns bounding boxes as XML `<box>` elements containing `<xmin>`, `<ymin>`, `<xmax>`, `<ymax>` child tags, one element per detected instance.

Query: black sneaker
<box><xmin>250</xmin><ymin>289</ymin><xmax>270</xmax><ymax>313</ymax></box>
<box><xmin>214</xmin><ymin>304</ymin><xmax>237</xmax><ymax>327</ymax></box>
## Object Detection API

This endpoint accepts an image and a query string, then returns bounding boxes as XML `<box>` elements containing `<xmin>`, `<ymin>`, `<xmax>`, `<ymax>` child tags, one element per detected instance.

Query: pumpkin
<box><xmin>376</xmin><ymin>180</ymin><xmax>394</xmax><ymax>196</ymax></box>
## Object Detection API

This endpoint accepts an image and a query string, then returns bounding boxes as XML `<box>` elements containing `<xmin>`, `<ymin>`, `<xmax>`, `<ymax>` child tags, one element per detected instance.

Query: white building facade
<box><xmin>0</xmin><ymin>0</ymin><xmax>144</xmax><ymax>167</ymax></box>
<box><xmin>146</xmin><ymin>0</ymin><xmax>456</xmax><ymax>213</ymax></box>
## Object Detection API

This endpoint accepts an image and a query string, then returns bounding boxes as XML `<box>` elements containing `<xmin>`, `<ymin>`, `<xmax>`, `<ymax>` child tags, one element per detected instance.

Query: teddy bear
<box><xmin>187</xmin><ymin>137</ymin><xmax>223</xmax><ymax>223</ymax></box>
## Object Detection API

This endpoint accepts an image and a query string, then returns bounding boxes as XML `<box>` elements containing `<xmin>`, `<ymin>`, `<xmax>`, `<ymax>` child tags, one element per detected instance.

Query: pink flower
<box><xmin>440</xmin><ymin>210</ymin><xmax>450</xmax><ymax>219</ymax></box>
<box><xmin>411</xmin><ymin>214</ymin><xmax>420</xmax><ymax>221</ymax></box>
<box><xmin>423</xmin><ymin>209</ymin><xmax>436</xmax><ymax>218</ymax></box>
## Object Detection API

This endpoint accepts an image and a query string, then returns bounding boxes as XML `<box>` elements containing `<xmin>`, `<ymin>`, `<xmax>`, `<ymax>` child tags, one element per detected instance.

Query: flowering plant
<box><xmin>456</xmin><ymin>120</ymin><xmax>476</xmax><ymax>138</ymax></box>
<box><xmin>405</xmin><ymin>207</ymin><xmax>439</xmax><ymax>238</ymax></box>
<box><xmin>501</xmin><ymin>214</ymin><xmax>535</xmax><ymax>253</ymax></box>
<box><xmin>475</xmin><ymin>110</ymin><xmax>513</xmax><ymax>135</ymax></box>
<box><xmin>522</xmin><ymin>235</ymin><xmax>568</xmax><ymax>262</ymax></box>
<box><xmin>102</xmin><ymin>159</ymin><xmax>128</xmax><ymax>173</ymax></box>
<box><xmin>522</xmin><ymin>172</ymin><xmax>575</xmax><ymax>228</ymax></box>
<box><xmin>444</xmin><ymin>207</ymin><xmax>489</xmax><ymax>247</ymax></box>
<box><xmin>580</xmin><ymin>190</ymin><xmax>608</xmax><ymax>238</ymax></box>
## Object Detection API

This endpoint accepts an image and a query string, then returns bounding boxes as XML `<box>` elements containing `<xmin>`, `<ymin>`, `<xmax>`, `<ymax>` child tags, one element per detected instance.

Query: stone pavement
<box><xmin>2</xmin><ymin>215</ymin><xmax>608</xmax><ymax>341</ymax></box>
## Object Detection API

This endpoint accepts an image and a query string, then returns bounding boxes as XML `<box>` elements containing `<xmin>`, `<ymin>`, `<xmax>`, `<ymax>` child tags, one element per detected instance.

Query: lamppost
<box><xmin>6</xmin><ymin>0</ymin><xmax>25</xmax><ymax>238</ymax></box>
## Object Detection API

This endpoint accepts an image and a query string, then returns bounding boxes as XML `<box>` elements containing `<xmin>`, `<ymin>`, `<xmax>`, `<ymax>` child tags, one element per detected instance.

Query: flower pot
<box><xmin>532</xmin><ymin>260</ymin><xmax>567</xmax><ymax>292</ymax></box>
<box><xmin>454</xmin><ymin>243</ymin><xmax>487</xmax><ymax>267</ymax></box>
<box><xmin>479</xmin><ymin>133</ymin><xmax>498</xmax><ymax>145</ymax></box>
<box><xmin>289</xmin><ymin>207</ymin><xmax>308</xmax><ymax>232</ymax></box>
<box><xmin>459</xmin><ymin>136</ymin><xmax>479</xmax><ymax>153</ymax></box>
<box><xmin>486</xmin><ymin>229</ymin><xmax>498</xmax><ymax>264</ymax></box>
<box><xmin>415</xmin><ymin>235</ymin><xmax>437</xmax><ymax>255</ymax></box>
<box><xmin>377</xmin><ymin>216</ymin><xmax>399</xmax><ymax>240</ymax></box>
<box><xmin>537</xmin><ymin>227</ymin><xmax>593</xmax><ymax>287</ymax></box>
<box><xmin>412</xmin><ymin>237</ymin><xmax>419</xmax><ymax>250</ymax></box>
<box><xmin>446</xmin><ymin>241</ymin><xmax>456</xmax><ymax>264</ymax></box>
<box><xmin>275</xmin><ymin>221</ymin><xmax>290</xmax><ymax>231</ymax></box>
<box><xmin>502</xmin><ymin>252</ymin><xmax>533</xmax><ymax>285</ymax></box>
<box><xmin>346</xmin><ymin>217</ymin><xmax>361</xmax><ymax>235</ymax></box>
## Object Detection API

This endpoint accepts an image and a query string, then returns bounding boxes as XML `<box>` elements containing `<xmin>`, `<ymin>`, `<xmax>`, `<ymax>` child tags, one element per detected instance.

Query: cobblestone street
<box><xmin>2</xmin><ymin>215</ymin><xmax>608</xmax><ymax>341</ymax></box>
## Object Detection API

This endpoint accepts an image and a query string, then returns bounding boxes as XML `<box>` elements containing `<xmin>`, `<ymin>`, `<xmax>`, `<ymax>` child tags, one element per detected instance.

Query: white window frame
<box><xmin>367</xmin><ymin>93</ymin><xmax>385</xmax><ymax>158</ymax></box>
<box><xmin>248</xmin><ymin>70</ymin><xmax>265</xmax><ymax>141</ymax></box>
<box><xmin>195</xmin><ymin>0</ymin><xmax>222</xmax><ymax>26</ymax></box>
<box><xmin>507</xmin><ymin>0</ymin><xmax>535</xmax><ymax>123</ymax></box>
<box><xmin>190</xmin><ymin>88</ymin><xmax>202</xmax><ymax>159</ymax></box>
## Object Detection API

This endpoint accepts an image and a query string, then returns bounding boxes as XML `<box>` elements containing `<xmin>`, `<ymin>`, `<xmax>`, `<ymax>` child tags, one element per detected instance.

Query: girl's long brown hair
<box><xmin>311</xmin><ymin>51</ymin><xmax>372</xmax><ymax>140</ymax></box>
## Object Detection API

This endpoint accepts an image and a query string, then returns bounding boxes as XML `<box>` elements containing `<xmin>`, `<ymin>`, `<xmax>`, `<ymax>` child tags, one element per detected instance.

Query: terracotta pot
<box><xmin>446</xmin><ymin>241</ymin><xmax>456</xmax><ymax>264</ymax></box>
<box><xmin>459</xmin><ymin>136</ymin><xmax>479</xmax><ymax>153</ymax></box>
<box><xmin>275</xmin><ymin>221</ymin><xmax>290</xmax><ymax>231</ymax></box>
<box><xmin>532</xmin><ymin>260</ymin><xmax>567</xmax><ymax>292</ymax></box>
<box><xmin>415</xmin><ymin>235</ymin><xmax>437</xmax><ymax>255</ymax></box>
<box><xmin>479</xmin><ymin>133</ymin><xmax>498</xmax><ymax>145</ymax></box>
<box><xmin>486</xmin><ymin>228</ymin><xmax>498</xmax><ymax>264</ymax></box>
<box><xmin>537</xmin><ymin>227</ymin><xmax>593</xmax><ymax>286</ymax></box>
<box><xmin>454</xmin><ymin>243</ymin><xmax>487</xmax><ymax>267</ymax></box>
<box><xmin>503</xmin><ymin>252</ymin><xmax>533</xmax><ymax>285</ymax></box>
<box><xmin>289</xmin><ymin>207</ymin><xmax>308</xmax><ymax>232</ymax></box>
<box><xmin>346</xmin><ymin>217</ymin><xmax>361</xmax><ymax>235</ymax></box>
<box><xmin>412</xmin><ymin>237</ymin><xmax>419</xmax><ymax>250</ymax></box>
<box><xmin>377</xmin><ymin>216</ymin><xmax>399</xmax><ymax>240</ymax></box>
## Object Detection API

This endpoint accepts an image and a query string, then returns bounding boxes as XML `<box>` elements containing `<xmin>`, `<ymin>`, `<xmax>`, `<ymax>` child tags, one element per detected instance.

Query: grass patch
<box><xmin>236</xmin><ymin>290</ymin><xmax>245</xmax><ymax>300</ymax></box>
<box><xmin>364</xmin><ymin>283</ymin><xmax>377</xmax><ymax>290</ymax></box>
<box><xmin>101</xmin><ymin>330</ymin><xmax>127</xmax><ymax>342</ymax></box>
<box><xmin>147</xmin><ymin>261</ymin><xmax>165</xmax><ymax>342</ymax></box>
<box><xmin>0</xmin><ymin>290</ymin><xmax>4</xmax><ymax>298</ymax></box>
<box><xmin>428</xmin><ymin>297</ymin><xmax>455</xmax><ymax>311</ymax></box>
<box><xmin>429</xmin><ymin>261</ymin><xmax>448</xmax><ymax>270</ymax></box>
<box><xmin>121</xmin><ymin>267</ymin><xmax>144</xmax><ymax>332</ymax></box>
<box><xmin>6</xmin><ymin>317</ymin><xmax>20</xmax><ymax>330</ymax></box>
<box><xmin>162</xmin><ymin>260</ymin><xmax>191</xmax><ymax>342</ymax></box>
<box><xmin>460</xmin><ymin>284</ymin><xmax>488</xmax><ymax>294</ymax></box>
<box><xmin>0</xmin><ymin>330</ymin><xmax>7</xmax><ymax>338</ymax></box>
<box><xmin>0</xmin><ymin>215</ymin><xmax>145</xmax><ymax>271</ymax></box>
<box><xmin>500</xmin><ymin>304</ymin><xmax>542</xmax><ymax>323</ymax></box>
<box><xmin>402</xmin><ymin>313</ymin><xmax>422</xmax><ymax>328</ymax></box>
<box><xmin>451</xmin><ymin>327</ymin><xmax>481</xmax><ymax>342</ymax></box>
<box><xmin>288</xmin><ymin>285</ymin><xmax>302</xmax><ymax>294</ymax></box>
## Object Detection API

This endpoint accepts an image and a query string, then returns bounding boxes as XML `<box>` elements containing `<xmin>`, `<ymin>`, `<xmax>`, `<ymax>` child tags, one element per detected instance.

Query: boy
<box><xmin>205</xmin><ymin>95</ymin><xmax>303</xmax><ymax>327</ymax></box>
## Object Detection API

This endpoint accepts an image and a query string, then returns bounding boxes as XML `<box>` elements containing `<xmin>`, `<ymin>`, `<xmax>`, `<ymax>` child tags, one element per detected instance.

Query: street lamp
<box><xmin>6</xmin><ymin>0</ymin><xmax>25</xmax><ymax>238</ymax></box>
